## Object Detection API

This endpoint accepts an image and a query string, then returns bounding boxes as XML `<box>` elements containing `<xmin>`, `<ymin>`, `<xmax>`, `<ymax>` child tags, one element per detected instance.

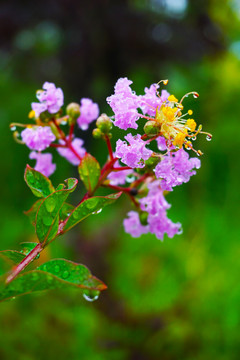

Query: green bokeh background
<box><xmin>0</xmin><ymin>0</ymin><xmax>240</xmax><ymax>359</ymax></box>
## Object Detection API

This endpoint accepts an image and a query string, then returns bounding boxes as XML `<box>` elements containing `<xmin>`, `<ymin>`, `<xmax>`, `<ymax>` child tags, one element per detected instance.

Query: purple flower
<box><xmin>115</xmin><ymin>133</ymin><xmax>152</xmax><ymax>168</ymax></box>
<box><xmin>154</xmin><ymin>148</ymin><xmax>201</xmax><ymax>191</ymax></box>
<box><xmin>31</xmin><ymin>82</ymin><xmax>64</xmax><ymax>117</ymax></box>
<box><xmin>139</xmin><ymin>181</ymin><xmax>182</xmax><ymax>240</ymax></box>
<box><xmin>21</xmin><ymin>126</ymin><xmax>56</xmax><ymax>151</ymax></box>
<box><xmin>77</xmin><ymin>98</ymin><xmax>99</xmax><ymax>130</ymax></box>
<box><xmin>107</xmin><ymin>77</ymin><xmax>139</xmax><ymax>130</ymax></box>
<box><xmin>123</xmin><ymin>211</ymin><xmax>149</xmax><ymax>238</ymax></box>
<box><xmin>139</xmin><ymin>85</ymin><xmax>170</xmax><ymax>117</ymax></box>
<box><xmin>57</xmin><ymin>137</ymin><xmax>86</xmax><ymax>165</ymax></box>
<box><xmin>29</xmin><ymin>151</ymin><xmax>56</xmax><ymax>177</ymax></box>
<box><xmin>107</xmin><ymin>159</ymin><xmax>133</xmax><ymax>185</ymax></box>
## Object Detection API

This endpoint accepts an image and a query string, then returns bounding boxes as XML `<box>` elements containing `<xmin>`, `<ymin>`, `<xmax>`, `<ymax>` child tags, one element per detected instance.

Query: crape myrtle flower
<box><xmin>77</xmin><ymin>98</ymin><xmax>99</xmax><ymax>130</ymax></box>
<box><xmin>57</xmin><ymin>137</ymin><xmax>86</xmax><ymax>165</ymax></box>
<box><xmin>21</xmin><ymin>126</ymin><xmax>56</xmax><ymax>151</ymax></box>
<box><xmin>123</xmin><ymin>211</ymin><xmax>150</xmax><ymax>238</ymax></box>
<box><xmin>115</xmin><ymin>133</ymin><xmax>152</xmax><ymax>168</ymax></box>
<box><xmin>154</xmin><ymin>148</ymin><xmax>201</xmax><ymax>191</ymax></box>
<box><xmin>29</xmin><ymin>151</ymin><xmax>56</xmax><ymax>177</ymax></box>
<box><xmin>107</xmin><ymin>159</ymin><xmax>133</xmax><ymax>186</ymax></box>
<box><xmin>106</xmin><ymin>77</ymin><xmax>139</xmax><ymax>130</ymax></box>
<box><xmin>139</xmin><ymin>84</ymin><xmax>169</xmax><ymax>117</ymax></box>
<box><xmin>31</xmin><ymin>82</ymin><xmax>64</xmax><ymax>118</ymax></box>
<box><xmin>139</xmin><ymin>181</ymin><xmax>182</xmax><ymax>240</ymax></box>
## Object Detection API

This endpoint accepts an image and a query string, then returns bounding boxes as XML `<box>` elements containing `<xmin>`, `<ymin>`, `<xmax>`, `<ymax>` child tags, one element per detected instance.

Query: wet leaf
<box><xmin>24</xmin><ymin>199</ymin><xmax>43</xmax><ymax>225</ymax></box>
<box><xmin>78</xmin><ymin>154</ymin><xmax>101</xmax><ymax>194</ymax></box>
<box><xmin>0</xmin><ymin>250</ymin><xmax>25</xmax><ymax>277</ymax></box>
<box><xmin>0</xmin><ymin>258</ymin><xmax>107</xmax><ymax>302</ymax></box>
<box><xmin>24</xmin><ymin>165</ymin><xmax>55</xmax><ymax>198</ymax></box>
<box><xmin>62</xmin><ymin>192</ymin><xmax>122</xmax><ymax>233</ymax></box>
<box><xmin>36</xmin><ymin>178</ymin><xmax>78</xmax><ymax>245</ymax></box>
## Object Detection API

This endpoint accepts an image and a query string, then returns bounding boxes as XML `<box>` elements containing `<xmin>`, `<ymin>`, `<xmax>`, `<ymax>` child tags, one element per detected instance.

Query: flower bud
<box><xmin>144</xmin><ymin>156</ymin><xmax>160</xmax><ymax>168</ymax></box>
<box><xmin>66</xmin><ymin>102</ymin><xmax>81</xmax><ymax>121</ymax></box>
<box><xmin>139</xmin><ymin>211</ymin><xmax>149</xmax><ymax>226</ymax></box>
<box><xmin>49</xmin><ymin>122</ymin><xmax>61</xmax><ymax>139</ymax></box>
<box><xmin>143</xmin><ymin>121</ymin><xmax>160</xmax><ymax>136</ymax></box>
<box><xmin>92</xmin><ymin>128</ymin><xmax>102</xmax><ymax>139</ymax></box>
<box><xmin>96</xmin><ymin>113</ymin><xmax>112</xmax><ymax>133</ymax></box>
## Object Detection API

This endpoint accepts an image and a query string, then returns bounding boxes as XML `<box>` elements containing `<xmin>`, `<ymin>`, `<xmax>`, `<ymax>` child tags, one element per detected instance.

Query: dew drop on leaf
<box><xmin>44</xmin><ymin>198</ymin><xmax>56</xmax><ymax>212</ymax></box>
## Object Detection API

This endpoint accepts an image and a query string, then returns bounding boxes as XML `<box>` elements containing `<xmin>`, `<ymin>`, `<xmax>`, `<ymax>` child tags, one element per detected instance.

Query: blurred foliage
<box><xmin>0</xmin><ymin>0</ymin><xmax>240</xmax><ymax>359</ymax></box>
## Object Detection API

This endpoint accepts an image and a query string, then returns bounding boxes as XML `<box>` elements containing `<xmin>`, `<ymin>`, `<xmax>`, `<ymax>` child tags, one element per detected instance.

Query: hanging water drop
<box><xmin>10</xmin><ymin>126</ymin><xmax>17</xmax><ymax>131</ymax></box>
<box><xmin>206</xmin><ymin>135</ymin><xmax>212</xmax><ymax>141</ymax></box>
<box><xmin>83</xmin><ymin>290</ymin><xmax>100</xmax><ymax>302</ymax></box>
<box><xmin>192</xmin><ymin>136</ymin><xmax>196</xmax><ymax>141</ymax></box>
<box><xmin>126</xmin><ymin>174</ymin><xmax>135</xmax><ymax>183</ymax></box>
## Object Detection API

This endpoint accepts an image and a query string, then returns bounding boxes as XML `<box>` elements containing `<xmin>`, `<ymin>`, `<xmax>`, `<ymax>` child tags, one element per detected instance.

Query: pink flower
<box><xmin>107</xmin><ymin>77</ymin><xmax>139</xmax><ymax>130</ymax></box>
<box><xmin>115</xmin><ymin>133</ymin><xmax>152</xmax><ymax>168</ymax></box>
<box><xmin>139</xmin><ymin>181</ymin><xmax>182</xmax><ymax>240</ymax></box>
<box><xmin>107</xmin><ymin>159</ymin><xmax>133</xmax><ymax>185</ymax></box>
<box><xmin>57</xmin><ymin>137</ymin><xmax>86</xmax><ymax>165</ymax></box>
<box><xmin>29</xmin><ymin>152</ymin><xmax>56</xmax><ymax>177</ymax></box>
<box><xmin>123</xmin><ymin>211</ymin><xmax>149</xmax><ymax>238</ymax></box>
<box><xmin>154</xmin><ymin>148</ymin><xmax>201</xmax><ymax>191</ymax></box>
<box><xmin>31</xmin><ymin>82</ymin><xmax>64</xmax><ymax>117</ymax></box>
<box><xmin>139</xmin><ymin>84</ymin><xmax>169</xmax><ymax>117</ymax></box>
<box><xmin>21</xmin><ymin>126</ymin><xmax>56</xmax><ymax>151</ymax></box>
<box><xmin>77</xmin><ymin>98</ymin><xmax>99</xmax><ymax>130</ymax></box>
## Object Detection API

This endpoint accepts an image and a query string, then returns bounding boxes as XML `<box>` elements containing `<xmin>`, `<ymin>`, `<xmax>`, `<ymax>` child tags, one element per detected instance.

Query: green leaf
<box><xmin>78</xmin><ymin>154</ymin><xmax>101</xmax><ymax>194</ymax></box>
<box><xmin>0</xmin><ymin>259</ymin><xmax>106</xmax><ymax>302</ymax></box>
<box><xmin>24</xmin><ymin>199</ymin><xmax>43</xmax><ymax>225</ymax></box>
<box><xmin>35</xmin><ymin>178</ymin><xmax>78</xmax><ymax>245</ymax></box>
<box><xmin>24</xmin><ymin>165</ymin><xmax>55</xmax><ymax>198</ymax></box>
<box><xmin>0</xmin><ymin>250</ymin><xmax>25</xmax><ymax>277</ymax></box>
<box><xmin>20</xmin><ymin>242</ymin><xmax>40</xmax><ymax>257</ymax></box>
<box><xmin>59</xmin><ymin>202</ymin><xmax>75</xmax><ymax>221</ymax></box>
<box><xmin>62</xmin><ymin>192</ymin><xmax>122</xmax><ymax>233</ymax></box>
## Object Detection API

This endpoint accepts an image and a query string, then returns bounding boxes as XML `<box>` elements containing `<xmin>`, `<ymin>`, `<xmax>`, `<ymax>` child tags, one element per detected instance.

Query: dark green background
<box><xmin>0</xmin><ymin>0</ymin><xmax>240</xmax><ymax>359</ymax></box>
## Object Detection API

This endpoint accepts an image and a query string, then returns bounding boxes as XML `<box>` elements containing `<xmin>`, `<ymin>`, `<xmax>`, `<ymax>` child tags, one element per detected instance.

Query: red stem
<box><xmin>112</xmin><ymin>166</ymin><xmax>132</xmax><ymax>171</ymax></box>
<box><xmin>105</xmin><ymin>135</ymin><xmax>114</xmax><ymax>161</ymax></box>
<box><xmin>5</xmin><ymin>243</ymin><xmax>43</xmax><ymax>285</ymax></box>
<box><xmin>102</xmin><ymin>184</ymin><xmax>131</xmax><ymax>193</ymax></box>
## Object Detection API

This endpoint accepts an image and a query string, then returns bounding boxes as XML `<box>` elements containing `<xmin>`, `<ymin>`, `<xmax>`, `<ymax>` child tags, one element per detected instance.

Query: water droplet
<box><xmin>42</xmin><ymin>215</ymin><xmax>53</xmax><ymax>226</ymax></box>
<box><xmin>86</xmin><ymin>198</ymin><xmax>98</xmax><ymax>210</ymax></box>
<box><xmin>10</xmin><ymin>126</ymin><xmax>16</xmax><ymax>131</ymax></box>
<box><xmin>44</xmin><ymin>197</ymin><xmax>56</xmax><ymax>212</ymax></box>
<box><xmin>126</xmin><ymin>175</ymin><xmax>135</xmax><ymax>183</ymax></box>
<box><xmin>54</xmin><ymin>265</ymin><xmax>60</xmax><ymax>273</ymax></box>
<box><xmin>61</xmin><ymin>121</ymin><xmax>67</xmax><ymax>125</ymax></box>
<box><xmin>193</xmin><ymin>94</ymin><xmax>198</xmax><ymax>98</ymax></box>
<box><xmin>62</xmin><ymin>270</ymin><xmax>69</xmax><ymax>279</ymax></box>
<box><xmin>192</xmin><ymin>136</ymin><xmax>196</xmax><ymax>141</ymax></box>
<box><xmin>83</xmin><ymin>290</ymin><xmax>99</xmax><ymax>302</ymax></box>
<box><xmin>93</xmin><ymin>208</ymin><xmax>102</xmax><ymax>215</ymax></box>
<box><xmin>206</xmin><ymin>135</ymin><xmax>212</xmax><ymax>141</ymax></box>
<box><xmin>177</xmin><ymin>227</ymin><xmax>183</xmax><ymax>235</ymax></box>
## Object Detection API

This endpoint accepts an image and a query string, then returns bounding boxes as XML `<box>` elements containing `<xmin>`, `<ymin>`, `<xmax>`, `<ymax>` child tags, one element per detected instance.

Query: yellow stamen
<box><xmin>168</xmin><ymin>95</ymin><xmax>178</xmax><ymax>103</ymax></box>
<box><xmin>188</xmin><ymin>109</ymin><xmax>193</xmax><ymax>115</ymax></box>
<box><xmin>172</xmin><ymin>132</ymin><xmax>186</xmax><ymax>147</ymax></box>
<box><xmin>28</xmin><ymin>110</ymin><xmax>35</xmax><ymax>119</ymax></box>
<box><xmin>186</xmin><ymin>119</ymin><xmax>197</xmax><ymax>132</ymax></box>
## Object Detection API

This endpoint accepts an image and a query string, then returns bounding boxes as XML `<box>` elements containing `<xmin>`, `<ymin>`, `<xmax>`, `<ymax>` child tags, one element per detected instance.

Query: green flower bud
<box><xmin>144</xmin><ymin>156</ymin><xmax>160</xmax><ymax>168</ymax></box>
<box><xmin>92</xmin><ymin>128</ymin><xmax>102</xmax><ymax>139</ymax></box>
<box><xmin>49</xmin><ymin>122</ymin><xmax>61</xmax><ymax>139</ymax></box>
<box><xmin>139</xmin><ymin>211</ymin><xmax>149</xmax><ymax>226</ymax></box>
<box><xmin>96</xmin><ymin>113</ymin><xmax>112</xmax><ymax>133</ymax></box>
<box><xmin>143</xmin><ymin>120</ymin><xmax>160</xmax><ymax>136</ymax></box>
<box><xmin>66</xmin><ymin>103</ymin><xmax>81</xmax><ymax>120</ymax></box>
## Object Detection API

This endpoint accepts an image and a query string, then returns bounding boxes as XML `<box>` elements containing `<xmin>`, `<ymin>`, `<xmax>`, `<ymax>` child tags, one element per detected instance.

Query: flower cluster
<box><xmin>11</xmin><ymin>78</ymin><xmax>211</xmax><ymax>242</ymax></box>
